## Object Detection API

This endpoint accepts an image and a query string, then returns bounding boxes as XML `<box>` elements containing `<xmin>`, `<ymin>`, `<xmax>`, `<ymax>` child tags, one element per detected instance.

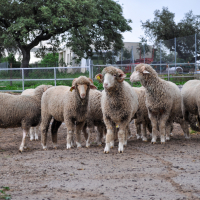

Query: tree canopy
<box><xmin>0</xmin><ymin>0</ymin><xmax>132</xmax><ymax>69</ymax></box>
<box><xmin>141</xmin><ymin>7</ymin><xmax>200</xmax><ymax>62</ymax></box>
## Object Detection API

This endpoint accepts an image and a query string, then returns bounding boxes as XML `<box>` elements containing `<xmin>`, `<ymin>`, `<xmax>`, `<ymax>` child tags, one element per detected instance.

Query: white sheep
<box><xmin>182</xmin><ymin>80</ymin><xmax>200</xmax><ymax>128</ymax></box>
<box><xmin>95</xmin><ymin>66</ymin><xmax>138</xmax><ymax>153</ymax></box>
<box><xmin>40</xmin><ymin>76</ymin><xmax>97</xmax><ymax>150</ymax></box>
<box><xmin>130</xmin><ymin>64</ymin><xmax>189</xmax><ymax>144</ymax></box>
<box><xmin>0</xmin><ymin>85</ymin><xmax>52</xmax><ymax>152</ymax></box>
<box><xmin>132</xmin><ymin>87</ymin><xmax>151</xmax><ymax>141</ymax></box>
<box><xmin>82</xmin><ymin>89</ymin><xmax>106</xmax><ymax>147</ymax></box>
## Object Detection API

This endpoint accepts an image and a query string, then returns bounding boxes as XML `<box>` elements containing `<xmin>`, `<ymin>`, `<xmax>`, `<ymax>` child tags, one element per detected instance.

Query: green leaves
<box><xmin>0</xmin><ymin>0</ymin><xmax>132</xmax><ymax>67</ymax></box>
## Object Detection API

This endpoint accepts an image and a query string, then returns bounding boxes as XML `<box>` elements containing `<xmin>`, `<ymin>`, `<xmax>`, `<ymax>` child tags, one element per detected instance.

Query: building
<box><xmin>58</xmin><ymin>42</ymin><xmax>154</xmax><ymax>71</ymax></box>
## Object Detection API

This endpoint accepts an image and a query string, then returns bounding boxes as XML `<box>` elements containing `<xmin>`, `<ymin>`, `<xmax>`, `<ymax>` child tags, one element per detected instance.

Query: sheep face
<box><xmin>130</xmin><ymin>65</ymin><xmax>149</xmax><ymax>82</ymax></box>
<box><xmin>103</xmin><ymin>73</ymin><xmax>115</xmax><ymax>89</ymax></box>
<box><xmin>70</xmin><ymin>76</ymin><xmax>97</xmax><ymax>99</ymax></box>
<box><xmin>77</xmin><ymin>84</ymin><xmax>88</xmax><ymax>99</ymax></box>
<box><xmin>95</xmin><ymin>66</ymin><xmax>126</xmax><ymax>90</ymax></box>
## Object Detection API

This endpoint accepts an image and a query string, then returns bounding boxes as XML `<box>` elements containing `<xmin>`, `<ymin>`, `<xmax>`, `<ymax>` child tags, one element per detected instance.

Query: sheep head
<box><xmin>70</xmin><ymin>76</ymin><xmax>97</xmax><ymax>99</ymax></box>
<box><xmin>130</xmin><ymin>64</ymin><xmax>151</xmax><ymax>82</ymax></box>
<box><xmin>95</xmin><ymin>66</ymin><xmax>126</xmax><ymax>90</ymax></box>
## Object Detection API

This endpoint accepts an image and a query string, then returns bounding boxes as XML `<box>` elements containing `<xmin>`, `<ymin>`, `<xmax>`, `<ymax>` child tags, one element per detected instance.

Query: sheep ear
<box><xmin>70</xmin><ymin>85</ymin><xmax>75</xmax><ymax>92</ymax></box>
<box><xmin>88</xmin><ymin>78</ymin><xmax>94</xmax><ymax>84</ymax></box>
<box><xmin>44</xmin><ymin>86</ymin><xmax>48</xmax><ymax>92</ymax></box>
<box><xmin>141</xmin><ymin>65</ymin><xmax>150</xmax><ymax>74</ymax></box>
<box><xmin>90</xmin><ymin>84</ymin><xmax>97</xmax><ymax>90</ymax></box>
<box><xmin>117</xmin><ymin>72</ymin><xmax>126</xmax><ymax>83</ymax></box>
<box><xmin>95</xmin><ymin>73</ymin><xmax>103</xmax><ymax>83</ymax></box>
<box><xmin>143</xmin><ymin>70</ymin><xmax>150</xmax><ymax>74</ymax></box>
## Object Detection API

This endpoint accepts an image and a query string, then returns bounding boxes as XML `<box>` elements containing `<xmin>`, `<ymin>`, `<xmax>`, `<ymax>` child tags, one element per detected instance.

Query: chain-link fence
<box><xmin>92</xmin><ymin>33</ymin><xmax>200</xmax><ymax>72</ymax></box>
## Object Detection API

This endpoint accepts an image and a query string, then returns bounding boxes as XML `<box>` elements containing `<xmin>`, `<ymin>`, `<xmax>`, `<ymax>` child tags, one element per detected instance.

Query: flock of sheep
<box><xmin>0</xmin><ymin>63</ymin><xmax>199</xmax><ymax>153</ymax></box>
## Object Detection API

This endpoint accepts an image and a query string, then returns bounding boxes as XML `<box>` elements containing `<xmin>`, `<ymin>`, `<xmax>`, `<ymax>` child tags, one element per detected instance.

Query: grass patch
<box><xmin>0</xmin><ymin>187</ymin><xmax>11</xmax><ymax>200</ymax></box>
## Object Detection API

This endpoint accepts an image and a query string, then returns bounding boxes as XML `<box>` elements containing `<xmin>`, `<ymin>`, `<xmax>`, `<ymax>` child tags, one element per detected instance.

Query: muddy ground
<box><xmin>0</xmin><ymin>123</ymin><xmax>200</xmax><ymax>200</ymax></box>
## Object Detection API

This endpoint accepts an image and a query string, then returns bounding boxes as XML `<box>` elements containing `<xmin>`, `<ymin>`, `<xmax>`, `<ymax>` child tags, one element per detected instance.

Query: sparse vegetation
<box><xmin>0</xmin><ymin>187</ymin><xmax>11</xmax><ymax>200</ymax></box>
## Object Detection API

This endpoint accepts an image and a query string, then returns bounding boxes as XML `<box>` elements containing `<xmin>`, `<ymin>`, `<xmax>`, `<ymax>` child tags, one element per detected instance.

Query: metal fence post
<box><xmin>160</xmin><ymin>40</ymin><xmax>161</xmax><ymax>74</ymax></box>
<box><xmin>143</xmin><ymin>44</ymin><xmax>145</xmax><ymax>64</ymax></box>
<box><xmin>54</xmin><ymin>67</ymin><xmax>56</xmax><ymax>86</ymax></box>
<box><xmin>175</xmin><ymin>37</ymin><xmax>176</xmax><ymax>70</ymax></box>
<box><xmin>22</xmin><ymin>68</ymin><xmax>24</xmax><ymax>91</ymax></box>
<box><xmin>195</xmin><ymin>33</ymin><xmax>197</xmax><ymax>72</ymax></box>
<box><xmin>168</xmin><ymin>64</ymin><xmax>170</xmax><ymax>81</ymax></box>
<box><xmin>92</xmin><ymin>62</ymin><xmax>94</xmax><ymax>81</ymax></box>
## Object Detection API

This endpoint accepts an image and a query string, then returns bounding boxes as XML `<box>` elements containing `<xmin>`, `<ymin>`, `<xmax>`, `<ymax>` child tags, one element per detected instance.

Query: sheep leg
<box><xmin>165</xmin><ymin>121</ymin><xmax>172</xmax><ymax>141</ymax></box>
<box><xmin>159</xmin><ymin>115</ymin><xmax>169</xmax><ymax>144</ymax></box>
<box><xmin>148</xmin><ymin>112</ymin><xmax>158</xmax><ymax>144</ymax></box>
<box><xmin>104</xmin><ymin>116</ymin><xmax>115</xmax><ymax>153</ymax></box>
<box><xmin>104</xmin><ymin>128</ymin><xmax>114</xmax><ymax>153</ymax></box>
<box><xmin>41</xmin><ymin>115</ymin><xmax>52</xmax><ymax>150</ymax></box>
<box><xmin>51</xmin><ymin>119</ymin><xmax>62</xmax><ymax>149</ymax></box>
<box><xmin>124</xmin><ymin>125</ymin><xmax>130</xmax><ymax>146</ymax></box>
<box><xmin>179</xmin><ymin>119</ymin><xmax>190</xmax><ymax>139</ymax></box>
<box><xmin>141</xmin><ymin>122</ymin><xmax>147</xmax><ymax>142</ymax></box>
<box><xmin>135</xmin><ymin>120</ymin><xmax>141</xmax><ymax>140</ymax></box>
<box><xmin>85</xmin><ymin>127</ymin><xmax>94</xmax><ymax>148</ymax></box>
<box><xmin>19</xmin><ymin>128</ymin><xmax>30</xmax><ymax>152</ymax></box>
<box><xmin>82</xmin><ymin>124</ymin><xmax>89</xmax><ymax>147</ymax></box>
<box><xmin>34</xmin><ymin>125</ymin><xmax>39</xmax><ymax>141</ymax></box>
<box><xmin>96</xmin><ymin>125</ymin><xmax>104</xmax><ymax>146</ymax></box>
<box><xmin>30</xmin><ymin>127</ymin><xmax>34</xmax><ymax>141</ymax></box>
<box><xmin>75</xmin><ymin>121</ymin><xmax>85</xmax><ymax>148</ymax></box>
<box><xmin>118</xmin><ymin>127</ymin><xmax>126</xmax><ymax>153</ymax></box>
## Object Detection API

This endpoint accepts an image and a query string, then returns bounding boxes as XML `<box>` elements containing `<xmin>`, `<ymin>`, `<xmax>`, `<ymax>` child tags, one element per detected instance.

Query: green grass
<box><xmin>0</xmin><ymin>187</ymin><xmax>11</xmax><ymax>200</ymax></box>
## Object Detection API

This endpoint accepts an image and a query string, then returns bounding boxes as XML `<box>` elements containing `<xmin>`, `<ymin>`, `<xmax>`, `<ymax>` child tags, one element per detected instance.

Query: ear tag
<box><xmin>70</xmin><ymin>88</ymin><xmax>74</xmax><ymax>92</ymax></box>
<box><xmin>96</xmin><ymin>75</ymin><xmax>101</xmax><ymax>80</ymax></box>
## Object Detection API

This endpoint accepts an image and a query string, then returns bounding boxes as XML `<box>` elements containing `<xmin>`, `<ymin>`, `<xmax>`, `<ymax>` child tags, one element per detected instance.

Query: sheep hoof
<box><xmin>30</xmin><ymin>138</ymin><xmax>34</xmax><ymax>141</ymax></box>
<box><xmin>19</xmin><ymin>149</ymin><xmax>23</xmax><ymax>153</ymax></box>
<box><xmin>161</xmin><ymin>142</ymin><xmax>165</xmax><ymax>144</ymax></box>
<box><xmin>185</xmin><ymin>136</ymin><xmax>190</xmax><ymax>139</ymax></box>
<box><xmin>86</xmin><ymin>142</ymin><xmax>90</xmax><ymax>148</ymax></box>
<box><xmin>104</xmin><ymin>151</ymin><xmax>109</xmax><ymax>154</ymax></box>
<box><xmin>151</xmin><ymin>142</ymin><xmax>156</xmax><ymax>144</ymax></box>
<box><xmin>76</xmin><ymin>142</ymin><xmax>82</xmax><ymax>148</ymax></box>
<box><xmin>166</xmin><ymin>136</ymin><xmax>170</xmax><ymax>141</ymax></box>
<box><xmin>142</xmin><ymin>137</ymin><xmax>147</xmax><ymax>142</ymax></box>
<box><xmin>35</xmin><ymin>138</ymin><xmax>39</xmax><ymax>141</ymax></box>
<box><xmin>136</xmin><ymin>135</ymin><xmax>141</xmax><ymax>140</ymax></box>
<box><xmin>118</xmin><ymin>142</ymin><xmax>124</xmax><ymax>153</ymax></box>
<box><xmin>66</xmin><ymin>144</ymin><xmax>71</xmax><ymax>149</ymax></box>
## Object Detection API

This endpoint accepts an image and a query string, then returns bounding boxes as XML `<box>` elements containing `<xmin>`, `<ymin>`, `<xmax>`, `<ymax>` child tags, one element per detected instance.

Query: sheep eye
<box><xmin>113</xmin><ymin>74</ymin><xmax>117</xmax><ymax>77</ymax></box>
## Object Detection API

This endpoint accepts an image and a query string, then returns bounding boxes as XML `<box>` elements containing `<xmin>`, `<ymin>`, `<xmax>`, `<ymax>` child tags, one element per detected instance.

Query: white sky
<box><xmin>117</xmin><ymin>0</ymin><xmax>199</xmax><ymax>42</ymax></box>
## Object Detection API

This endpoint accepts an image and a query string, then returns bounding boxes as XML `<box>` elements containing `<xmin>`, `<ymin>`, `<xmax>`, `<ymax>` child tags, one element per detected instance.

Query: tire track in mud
<box><xmin>134</xmin><ymin>147</ymin><xmax>195</xmax><ymax>199</ymax></box>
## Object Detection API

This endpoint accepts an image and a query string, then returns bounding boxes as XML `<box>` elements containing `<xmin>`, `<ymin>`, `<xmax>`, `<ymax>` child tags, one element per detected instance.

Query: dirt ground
<box><xmin>0</xmin><ymin>123</ymin><xmax>200</xmax><ymax>200</ymax></box>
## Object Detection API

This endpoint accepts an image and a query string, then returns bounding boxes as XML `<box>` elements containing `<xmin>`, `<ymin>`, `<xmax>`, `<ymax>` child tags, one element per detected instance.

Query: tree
<box><xmin>141</xmin><ymin>7</ymin><xmax>200</xmax><ymax>62</ymax></box>
<box><xmin>39</xmin><ymin>53</ymin><xmax>59</xmax><ymax>67</ymax></box>
<box><xmin>0</xmin><ymin>0</ymin><xmax>132</xmax><ymax>71</ymax></box>
<box><xmin>137</xmin><ymin>37</ymin><xmax>150</xmax><ymax>59</ymax></box>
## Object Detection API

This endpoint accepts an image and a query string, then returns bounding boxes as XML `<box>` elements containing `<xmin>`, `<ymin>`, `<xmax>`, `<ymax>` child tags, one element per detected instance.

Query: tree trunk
<box><xmin>21</xmin><ymin>48</ymin><xmax>31</xmax><ymax>77</ymax></box>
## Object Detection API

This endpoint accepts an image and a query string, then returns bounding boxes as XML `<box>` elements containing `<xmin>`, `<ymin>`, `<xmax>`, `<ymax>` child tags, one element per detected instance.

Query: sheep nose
<box><xmin>103</xmin><ymin>83</ymin><xmax>108</xmax><ymax>88</ymax></box>
<box><xmin>80</xmin><ymin>93</ymin><xmax>86</xmax><ymax>99</ymax></box>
